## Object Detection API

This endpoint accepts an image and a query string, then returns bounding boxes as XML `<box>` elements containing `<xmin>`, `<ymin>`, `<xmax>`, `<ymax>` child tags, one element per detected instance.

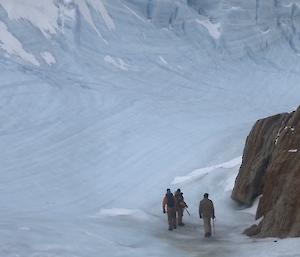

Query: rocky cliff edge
<box><xmin>231</xmin><ymin>106</ymin><xmax>300</xmax><ymax>238</ymax></box>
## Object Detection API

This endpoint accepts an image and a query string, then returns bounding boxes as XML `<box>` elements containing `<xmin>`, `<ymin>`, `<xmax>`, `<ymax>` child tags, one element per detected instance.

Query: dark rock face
<box><xmin>231</xmin><ymin>106</ymin><xmax>300</xmax><ymax>238</ymax></box>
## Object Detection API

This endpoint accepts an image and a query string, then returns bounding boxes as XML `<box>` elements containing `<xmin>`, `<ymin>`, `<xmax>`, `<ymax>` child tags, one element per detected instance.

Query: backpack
<box><xmin>166</xmin><ymin>192</ymin><xmax>175</xmax><ymax>207</ymax></box>
<box><xmin>175</xmin><ymin>192</ymin><xmax>183</xmax><ymax>204</ymax></box>
<box><xmin>175</xmin><ymin>192</ymin><xmax>184</xmax><ymax>206</ymax></box>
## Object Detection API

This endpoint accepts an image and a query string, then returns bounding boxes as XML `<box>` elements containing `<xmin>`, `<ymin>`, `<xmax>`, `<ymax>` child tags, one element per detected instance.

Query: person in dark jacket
<box><xmin>199</xmin><ymin>193</ymin><xmax>215</xmax><ymax>237</ymax></box>
<box><xmin>162</xmin><ymin>189</ymin><xmax>178</xmax><ymax>231</ymax></box>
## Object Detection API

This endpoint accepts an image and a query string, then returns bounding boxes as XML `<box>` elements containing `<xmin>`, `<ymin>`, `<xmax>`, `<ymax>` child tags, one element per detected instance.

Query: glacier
<box><xmin>0</xmin><ymin>0</ymin><xmax>299</xmax><ymax>256</ymax></box>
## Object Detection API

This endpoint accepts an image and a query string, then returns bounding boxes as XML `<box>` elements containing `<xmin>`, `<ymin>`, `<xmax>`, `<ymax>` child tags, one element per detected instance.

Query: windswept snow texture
<box><xmin>0</xmin><ymin>0</ymin><xmax>300</xmax><ymax>256</ymax></box>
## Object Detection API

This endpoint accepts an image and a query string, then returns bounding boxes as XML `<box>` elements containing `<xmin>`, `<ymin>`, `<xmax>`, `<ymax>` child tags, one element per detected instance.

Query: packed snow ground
<box><xmin>0</xmin><ymin>0</ymin><xmax>300</xmax><ymax>256</ymax></box>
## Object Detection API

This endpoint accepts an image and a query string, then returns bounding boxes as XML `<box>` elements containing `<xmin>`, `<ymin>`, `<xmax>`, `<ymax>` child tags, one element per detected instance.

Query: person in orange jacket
<box><xmin>162</xmin><ymin>189</ymin><xmax>178</xmax><ymax>231</ymax></box>
<box><xmin>174</xmin><ymin>189</ymin><xmax>188</xmax><ymax>226</ymax></box>
<box><xmin>199</xmin><ymin>193</ymin><xmax>215</xmax><ymax>237</ymax></box>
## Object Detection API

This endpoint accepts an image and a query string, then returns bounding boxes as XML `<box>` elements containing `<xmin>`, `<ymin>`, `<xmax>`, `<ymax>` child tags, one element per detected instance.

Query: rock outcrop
<box><xmin>231</xmin><ymin>106</ymin><xmax>300</xmax><ymax>238</ymax></box>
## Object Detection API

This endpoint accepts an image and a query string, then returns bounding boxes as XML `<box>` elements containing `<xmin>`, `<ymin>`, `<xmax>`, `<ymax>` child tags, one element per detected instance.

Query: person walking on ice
<box><xmin>174</xmin><ymin>189</ymin><xmax>188</xmax><ymax>226</ymax></box>
<box><xmin>199</xmin><ymin>193</ymin><xmax>215</xmax><ymax>237</ymax></box>
<box><xmin>162</xmin><ymin>189</ymin><xmax>178</xmax><ymax>231</ymax></box>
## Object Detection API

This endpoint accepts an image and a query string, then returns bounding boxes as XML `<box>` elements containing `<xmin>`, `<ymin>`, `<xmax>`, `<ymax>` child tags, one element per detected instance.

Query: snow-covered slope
<box><xmin>0</xmin><ymin>0</ymin><xmax>299</xmax><ymax>256</ymax></box>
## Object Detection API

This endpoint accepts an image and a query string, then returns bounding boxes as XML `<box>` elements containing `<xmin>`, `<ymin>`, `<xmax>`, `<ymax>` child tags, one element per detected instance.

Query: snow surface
<box><xmin>0</xmin><ymin>0</ymin><xmax>300</xmax><ymax>256</ymax></box>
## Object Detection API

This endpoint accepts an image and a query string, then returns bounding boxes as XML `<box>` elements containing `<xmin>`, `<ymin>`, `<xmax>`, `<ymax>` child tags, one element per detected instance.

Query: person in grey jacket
<box><xmin>199</xmin><ymin>193</ymin><xmax>215</xmax><ymax>237</ymax></box>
